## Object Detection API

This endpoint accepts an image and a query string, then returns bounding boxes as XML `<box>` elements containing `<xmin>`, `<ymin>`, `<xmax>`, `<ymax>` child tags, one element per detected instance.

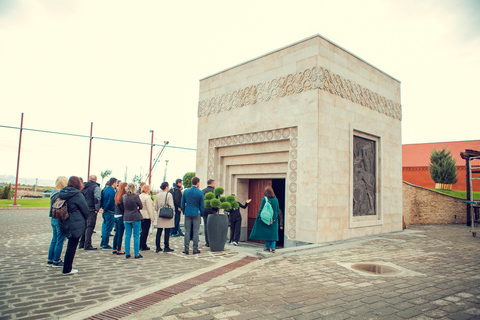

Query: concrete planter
<box><xmin>206</xmin><ymin>213</ymin><xmax>228</xmax><ymax>252</ymax></box>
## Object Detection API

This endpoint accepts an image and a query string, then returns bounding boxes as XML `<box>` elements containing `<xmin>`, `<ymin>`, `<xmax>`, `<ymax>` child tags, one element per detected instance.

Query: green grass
<box><xmin>431</xmin><ymin>189</ymin><xmax>480</xmax><ymax>200</ymax></box>
<box><xmin>0</xmin><ymin>198</ymin><xmax>51</xmax><ymax>208</ymax></box>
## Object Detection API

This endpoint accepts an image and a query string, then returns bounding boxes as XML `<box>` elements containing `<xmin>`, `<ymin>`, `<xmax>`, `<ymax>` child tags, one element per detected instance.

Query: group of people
<box><xmin>47</xmin><ymin>174</ymin><xmax>281</xmax><ymax>275</ymax></box>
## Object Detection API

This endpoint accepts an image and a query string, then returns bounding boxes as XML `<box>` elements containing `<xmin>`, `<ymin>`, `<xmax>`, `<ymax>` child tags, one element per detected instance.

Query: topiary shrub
<box><xmin>204</xmin><ymin>192</ymin><xmax>215</xmax><ymax>200</ymax></box>
<box><xmin>205</xmin><ymin>200</ymin><xmax>211</xmax><ymax>208</ymax></box>
<box><xmin>220</xmin><ymin>201</ymin><xmax>232</xmax><ymax>211</ymax></box>
<box><xmin>429</xmin><ymin>147</ymin><xmax>459</xmax><ymax>185</ymax></box>
<box><xmin>214</xmin><ymin>187</ymin><xmax>224</xmax><ymax>197</ymax></box>
<box><xmin>210</xmin><ymin>198</ymin><xmax>221</xmax><ymax>209</ymax></box>
<box><xmin>183</xmin><ymin>172</ymin><xmax>196</xmax><ymax>188</ymax></box>
<box><xmin>219</xmin><ymin>196</ymin><xmax>226</xmax><ymax>203</ymax></box>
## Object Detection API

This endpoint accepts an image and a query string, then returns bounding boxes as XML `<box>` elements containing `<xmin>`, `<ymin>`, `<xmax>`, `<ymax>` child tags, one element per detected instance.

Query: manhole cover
<box><xmin>351</xmin><ymin>263</ymin><xmax>398</xmax><ymax>275</ymax></box>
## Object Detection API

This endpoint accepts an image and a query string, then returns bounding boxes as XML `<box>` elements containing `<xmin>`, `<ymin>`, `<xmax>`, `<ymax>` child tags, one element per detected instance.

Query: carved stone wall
<box><xmin>198</xmin><ymin>66</ymin><xmax>401</xmax><ymax>121</ymax></box>
<box><xmin>208</xmin><ymin>127</ymin><xmax>298</xmax><ymax>240</ymax></box>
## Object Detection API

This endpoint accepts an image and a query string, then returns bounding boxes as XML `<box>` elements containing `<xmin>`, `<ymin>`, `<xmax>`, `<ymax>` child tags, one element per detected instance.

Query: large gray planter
<box><xmin>206</xmin><ymin>213</ymin><xmax>228</xmax><ymax>251</ymax></box>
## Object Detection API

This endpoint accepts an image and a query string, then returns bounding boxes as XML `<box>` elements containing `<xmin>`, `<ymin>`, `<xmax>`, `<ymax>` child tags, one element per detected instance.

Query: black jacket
<box><xmin>170</xmin><ymin>185</ymin><xmax>183</xmax><ymax>208</ymax></box>
<box><xmin>58</xmin><ymin>187</ymin><xmax>89</xmax><ymax>239</ymax></box>
<box><xmin>228</xmin><ymin>201</ymin><xmax>248</xmax><ymax>222</ymax></box>
<box><xmin>202</xmin><ymin>186</ymin><xmax>216</xmax><ymax>215</ymax></box>
<box><xmin>115</xmin><ymin>202</ymin><xmax>125</xmax><ymax>216</ymax></box>
<box><xmin>82</xmin><ymin>180</ymin><xmax>101</xmax><ymax>211</ymax></box>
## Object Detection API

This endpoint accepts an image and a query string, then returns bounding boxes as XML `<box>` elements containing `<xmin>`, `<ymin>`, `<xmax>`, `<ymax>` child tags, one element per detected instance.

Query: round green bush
<box><xmin>220</xmin><ymin>202</ymin><xmax>232</xmax><ymax>211</ymax></box>
<box><xmin>214</xmin><ymin>187</ymin><xmax>224</xmax><ymax>197</ymax></box>
<box><xmin>226</xmin><ymin>195</ymin><xmax>236</xmax><ymax>203</ymax></box>
<box><xmin>232</xmin><ymin>201</ymin><xmax>239</xmax><ymax>210</ymax></box>
<box><xmin>204</xmin><ymin>200</ymin><xmax>211</xmax><ymax>209</ymax></box>
<box><xmin>219</xmin><ymin>196</ymin><xmax>226</xmax><ymax>203</ymax></box>
<box><xmin>210</xmin><ymin>198</ymin><xmax>221</xmax><ymax>208</ymax></box>
<box><xmin>204</xmin><ymin>192</ymin><xmax>215</xmax><ymax>200</ymax></box>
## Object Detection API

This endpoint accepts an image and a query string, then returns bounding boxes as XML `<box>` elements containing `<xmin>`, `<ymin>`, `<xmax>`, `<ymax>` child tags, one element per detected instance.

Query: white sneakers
<box><xmin>232</xmin><ymin>241</ymin><xmax>238</xmax><ymax>246</ymax></box>
<box><xmin>62</xmin><ymin>269</ymin><xmax>78</xmax><ymax>276</ymax></box>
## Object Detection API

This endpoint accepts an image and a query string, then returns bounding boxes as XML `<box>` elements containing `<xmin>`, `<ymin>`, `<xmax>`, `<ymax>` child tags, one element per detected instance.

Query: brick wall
<box><xmin>403</xmin><ymin>181</ymin><xmax>467</xmax><ymax>225</ymax></box>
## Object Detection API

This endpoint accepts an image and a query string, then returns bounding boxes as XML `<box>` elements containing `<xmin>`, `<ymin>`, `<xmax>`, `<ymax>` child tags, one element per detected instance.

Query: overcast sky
<box><xmin>1</xmin><ymin>0</ymin><xmax>479</xmax><ymax>188</ymax></box>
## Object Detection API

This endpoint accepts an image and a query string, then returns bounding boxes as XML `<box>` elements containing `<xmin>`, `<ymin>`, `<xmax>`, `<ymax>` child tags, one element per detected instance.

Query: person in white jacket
<box><xmin>139</xmin><ymin>185</ymin><xmax>155</xmax><ymax>251</ymax></box>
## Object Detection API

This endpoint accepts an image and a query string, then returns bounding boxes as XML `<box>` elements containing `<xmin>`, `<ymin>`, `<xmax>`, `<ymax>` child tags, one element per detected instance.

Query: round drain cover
<box><xmin>351</xmin><ymin>263</ymin><xmax>398</xmax><ymax>275</ymax></box>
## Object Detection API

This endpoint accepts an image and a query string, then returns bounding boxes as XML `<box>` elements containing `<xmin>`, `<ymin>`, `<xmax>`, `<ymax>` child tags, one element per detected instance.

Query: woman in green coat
<box><xmin>248</xmin><ymin>186</ymin><xmax>279</xmax><ymax>252</ymax></box>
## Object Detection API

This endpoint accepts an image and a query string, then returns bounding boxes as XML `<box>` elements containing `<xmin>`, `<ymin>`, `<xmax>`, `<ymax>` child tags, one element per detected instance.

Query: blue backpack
<box><xmin>260</xmin><ymin>197</ymin><xmax>274</xmax><ymax>225</ymax></box>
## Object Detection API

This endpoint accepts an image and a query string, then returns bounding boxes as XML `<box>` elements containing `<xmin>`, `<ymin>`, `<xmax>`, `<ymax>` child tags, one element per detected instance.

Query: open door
<box><xmin>247</xmin><ymin>179</ymin><xmax>272</xmax><ymax>242</ymax></box>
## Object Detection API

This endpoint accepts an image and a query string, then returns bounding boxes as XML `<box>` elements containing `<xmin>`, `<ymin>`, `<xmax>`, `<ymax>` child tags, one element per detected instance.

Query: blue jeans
<box><xmin>48</xmin><ymin>218</ymin><xmax>66</xmax><ymax>262</ymax></box>
<box><xmin>170</xmin><ymin>207</ymin><xmax>182</xmax><ymax>235</ymax></box>
<box><xmin>100</xmin><ymin>211</ymin><xmax>115</xmax><ymax>247</ymax></box>
<box><xmin>113</xmin><ymin>216</ymin><xmax>125</xmax><ymax>251</ymax></box>
<box><xmin>265</xmin><ymin>240</ymin><xmax>276</xmax><ymax>251</ymax></box>
<box><xmin>124</xmin><ymin>220</ymin><xmax>141</xmax><ymax>256</ymax></box>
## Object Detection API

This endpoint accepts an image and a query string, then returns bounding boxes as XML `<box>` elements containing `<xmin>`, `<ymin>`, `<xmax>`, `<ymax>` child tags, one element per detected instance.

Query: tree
<box><xmin>1</xmin><ymin>184</ymin><xmax>11</xmax><ymax>199</ymax></box>
<box><xmin>132</xmin><ymin>174</ymin><xmax>141</xmax><ymax>187</ymax></box>
<box><xmin>100</xmin><ymin>169</ymin><xmax>112</xmax><ymax>187</ymax></box>
<box><xmin>183</xmin><ymin>172</ymin><xmax>195</xmax><ymax>188</ymax></box>
<box><xmin>429</xmin><ymin>147</ymin><xmax>458</xmax><ymax>185</ymax></box>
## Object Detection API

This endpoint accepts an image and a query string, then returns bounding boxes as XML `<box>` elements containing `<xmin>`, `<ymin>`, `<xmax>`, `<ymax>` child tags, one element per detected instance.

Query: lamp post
<box><xmin>163</xmin><ymin>160</ymin><xmax>169</xmax><ymax>182</ymax></box>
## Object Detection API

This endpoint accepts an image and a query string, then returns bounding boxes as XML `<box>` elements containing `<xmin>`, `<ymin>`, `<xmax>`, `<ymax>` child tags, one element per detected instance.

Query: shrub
<box><xmin>204</xmin><ymin>192</ymin><xmax>215</xmax><ymax>200</ymax></box>
<box><xmin>183</xmin><ymin>172</ymin><xmax>195</xmax><ymax>189</ymax></box>
<box><xmin>219</xmin><ymin>196</ymin><xmax>226</xmax><ymax>203</ymax></box>
<box><xmin>204</xmin><ymin>200</ymin><xmax>211</xmax><ymax>208</ymax></box>
<box><xmin>429</xmin><ymin>147</ymin><xmax>459</xmax><ymax>185</ymax></box>
<box><xmin>210</xmin><ymin>198</ymin><xmax>221</xmax><ymax>208</ymax></box>
<box><xmin>214</xmin><ymin>187</ymin><xmax>224</xmax><ymax>197</ymax></box>
<box><xmin>1</xmin><ymin>184</ymin><xmax>12</xmax><ymax>200</ymax></box>
<box><xmin>226</xmin><ymin>195</ymin><xmax>236</xmax><ymax>203</ymax></box>
<box><xmin>220</xmin><ymin>201</ymin><xmax>232</xmax><ymax>211</ymax></box>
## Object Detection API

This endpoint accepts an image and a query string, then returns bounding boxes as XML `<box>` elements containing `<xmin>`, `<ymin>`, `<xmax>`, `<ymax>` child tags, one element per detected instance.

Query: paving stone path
<box><xmin>2</xmin><ymin>210</ymin><xmax>480</xmax><ymax>320</ymax></box>
<box><xmin>0</xmin><ymin>210</ymin><xmax>240</xmax><ymax>320</ymax></box>
<box><xmin>133</xmin><ymin>224</ymin><xmax>480</xmax><ymax>320</ymax></box>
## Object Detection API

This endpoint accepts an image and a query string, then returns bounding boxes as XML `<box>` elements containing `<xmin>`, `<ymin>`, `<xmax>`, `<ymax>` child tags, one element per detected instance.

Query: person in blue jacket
<box><xmin>100</xmin><ymin>177</ymin><xmax>117</xmax><ymax>249</ymax></box>
<box><xmin>181</xmin><ymin>177</ymin><xmax>204</xmax><ymax>255</ymax></box>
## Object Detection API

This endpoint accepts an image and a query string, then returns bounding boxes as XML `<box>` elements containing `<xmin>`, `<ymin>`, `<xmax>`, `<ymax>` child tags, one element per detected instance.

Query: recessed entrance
<box><xmin>351</xmin><ymin>263</ymin><xmax>398</xmax><ymax>275</ymax></box>
<box><xmin>247</xmin><ymin>178</ymin><xmax>286</xmax><ymax>248</ymax></box>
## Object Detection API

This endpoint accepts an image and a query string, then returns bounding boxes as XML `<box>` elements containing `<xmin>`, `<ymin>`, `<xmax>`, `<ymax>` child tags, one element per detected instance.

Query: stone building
<box><xmin>196</xmin><ymin>34</ymin><xmax>403</xmax><ymax>247</ymax></box>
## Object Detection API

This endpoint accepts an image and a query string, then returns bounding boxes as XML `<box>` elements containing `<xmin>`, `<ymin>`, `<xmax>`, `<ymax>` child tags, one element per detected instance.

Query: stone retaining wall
<box><xmin>403</xmin><ymin>181</ymin><xmax>467</xmax><ymax>225</ymax></box>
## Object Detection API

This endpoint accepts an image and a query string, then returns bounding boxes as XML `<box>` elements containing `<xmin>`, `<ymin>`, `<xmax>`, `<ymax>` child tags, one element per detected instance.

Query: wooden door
<box><xmin>247</xmin><ymin>179</ymin><xmax>272</xmax><ymax>241</ymax></box>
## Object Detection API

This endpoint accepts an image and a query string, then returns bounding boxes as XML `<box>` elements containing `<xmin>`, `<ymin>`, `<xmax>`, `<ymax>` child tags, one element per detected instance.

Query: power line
<box><xmin>0</xmin><ymin>125</ymin><xmax>196</xmax><ymax>151</ymax></box>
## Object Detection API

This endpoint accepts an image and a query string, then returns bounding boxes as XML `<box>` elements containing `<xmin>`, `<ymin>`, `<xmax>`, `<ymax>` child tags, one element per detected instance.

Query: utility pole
<box><xmin>12</xmin><ymin>113</ymin><xmax>24</xmax><ymax>207</ymax></box>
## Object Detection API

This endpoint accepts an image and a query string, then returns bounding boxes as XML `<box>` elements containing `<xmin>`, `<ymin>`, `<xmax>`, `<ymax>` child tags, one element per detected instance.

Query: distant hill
<box><xmin>0</xmin><ymin>175</ymin><xmax>55</xmax><ymax>187</ymax></box>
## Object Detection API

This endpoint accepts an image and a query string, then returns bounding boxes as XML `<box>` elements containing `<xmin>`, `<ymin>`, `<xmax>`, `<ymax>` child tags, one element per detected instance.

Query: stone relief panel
<box><xmin>353</xmin><ymin>135</ymin><xmax>376</xmax><ymax>216</ymax></box>
<box><xmin>208</xmin><ymin>127</ymin><xmax>298</xmax><ymax>239</ymax></box>
<box><xmin>198</xmin><ymin>66</ymin><xmax>401</xmax><ymax>120</ymax></box>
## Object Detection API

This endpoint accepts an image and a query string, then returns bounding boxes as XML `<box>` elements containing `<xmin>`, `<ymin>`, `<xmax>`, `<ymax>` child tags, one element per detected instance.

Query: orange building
<box><xmin>402</xmin><ymin>140</ymin><xmax>480</xmax><ymax>192</ymax></box>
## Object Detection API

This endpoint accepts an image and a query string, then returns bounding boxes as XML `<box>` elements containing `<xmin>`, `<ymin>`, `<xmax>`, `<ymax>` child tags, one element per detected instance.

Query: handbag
<box><xmin>158</xmin><ymin>192</ymin><xmax>174</xmax><ymax>219</ymax></box>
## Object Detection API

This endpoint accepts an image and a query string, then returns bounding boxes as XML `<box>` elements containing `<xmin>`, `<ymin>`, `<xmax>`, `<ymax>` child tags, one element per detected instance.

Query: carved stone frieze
<box><xmin>198</xmin><ymin>66</ymin><xmax>401</xmax><ymax>120</ymax></box>
<box><xmin>207</xmin><ymin>127</ymin><xmax>298</xmax><ymax>239</ymax></box>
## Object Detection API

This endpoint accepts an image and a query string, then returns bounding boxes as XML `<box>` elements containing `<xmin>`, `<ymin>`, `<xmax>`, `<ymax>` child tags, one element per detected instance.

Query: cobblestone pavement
<box><xmin>2</xmin><ymin>210</ymin><xmax>480</xmax><ymax>320</ymax></box>
<box><xmin>129</xmin><ymin>224</ymin><xmax>480</xmax><ymax>320</ymax></box>
<box><xmin>0</xmin><ymin>210</ymin><xmax>242</xmax><ymax>320</ymax></box>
